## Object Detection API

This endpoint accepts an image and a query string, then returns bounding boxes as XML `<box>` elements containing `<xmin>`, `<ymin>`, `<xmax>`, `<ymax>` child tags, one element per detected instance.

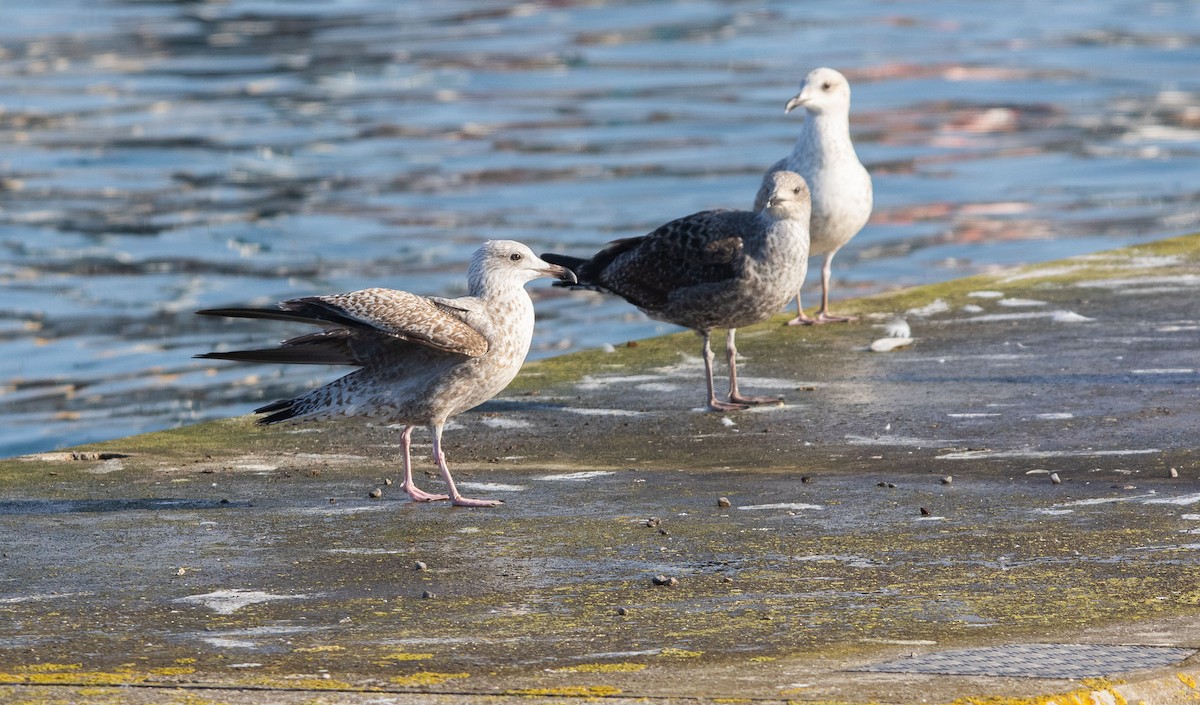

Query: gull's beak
<box><xmin>784</xmin><ymin>89</ymin><xmax>810</xmax><ymax>114</ymax></box>
<box><xmin>542</xmin><ymin>262</ymin><xmax>577</xmax><ymax>285</ymax></box>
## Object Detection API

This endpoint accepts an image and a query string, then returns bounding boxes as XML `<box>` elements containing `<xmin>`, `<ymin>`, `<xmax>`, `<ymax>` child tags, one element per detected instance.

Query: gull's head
<box><xmin>757</xmin><ymin>170</ymin><xmax>811</xmax><ymax>221</ymax></box>
<box><xmin>469</xmin><ymin>240</ymin><xmax>577</xmax><ymax>294</ymax></box>
<box><xmin>785</xmin><ymin>67</ymin><xmax>852</xmax><ymax>116</ymax></box>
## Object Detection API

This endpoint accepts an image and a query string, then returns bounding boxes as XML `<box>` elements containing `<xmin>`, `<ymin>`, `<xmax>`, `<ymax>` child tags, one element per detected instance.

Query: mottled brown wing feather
<box><xmin>595</xmin><ymin>210</ymin><xmax>750</xmax><ymax>309</ymax></box>
<box><xmin>303</xmin><ymin>288</ymin><xmax>489</xmax><ymax>357</ymax></box>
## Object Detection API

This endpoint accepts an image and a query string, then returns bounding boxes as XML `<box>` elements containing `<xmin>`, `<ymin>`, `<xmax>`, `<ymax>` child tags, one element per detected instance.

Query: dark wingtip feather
<box><xmin>194</xmin><ymin>306</ymin><xmax>319</xmax><ymax>325</ymax></box>
<box><xmin>254</xmin><ymin>398</ymin><xmax>297</xmax><ymax>425</ymax></box>
<box><xmin>195</xmin><ymin>307</ymin><xmax>266</xmax><ymax>318</ymax></box>
<box><xmin>194</xmin><ymin>346</ymin><xmax>358</xmax><ymax>366</ymax></box>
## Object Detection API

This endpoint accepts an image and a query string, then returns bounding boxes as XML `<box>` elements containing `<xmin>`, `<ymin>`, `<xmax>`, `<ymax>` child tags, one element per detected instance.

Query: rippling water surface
<box><xmin>2</xmin><ymin>0</ymin><xmax>1198</xmax><ymax>456</ymax></box>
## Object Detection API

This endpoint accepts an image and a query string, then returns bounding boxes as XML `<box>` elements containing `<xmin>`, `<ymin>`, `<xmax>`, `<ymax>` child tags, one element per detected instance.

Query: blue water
<box><xmin>1</xmin><ymin>0</ymin><xmax>1198</xmax><ymax>456</ymax></box>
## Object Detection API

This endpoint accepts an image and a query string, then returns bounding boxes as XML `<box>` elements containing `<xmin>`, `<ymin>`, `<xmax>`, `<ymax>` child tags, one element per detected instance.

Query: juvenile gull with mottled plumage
<box><xmin>755</xmin><ymin>67</ymin><xmax>872</xmax><ymax>325</ymax></box>
<box><xmin>196</xmin><ymin>240</ymin><xmax>574</xmax><ymax>508</ymax></box>
<box><xmin>544</xmin><ymin>171</ymin><xmax>811</xmax><ymax>412</ymax></box>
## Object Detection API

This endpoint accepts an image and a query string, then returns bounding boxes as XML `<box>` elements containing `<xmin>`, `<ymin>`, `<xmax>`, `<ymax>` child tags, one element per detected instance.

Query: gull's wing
<box><xmin>197</xmin><ymin>287</ymin><xmax>489</xmax><ymax>366</ymax></box>
<box><xmin>589</xmin><ymin>209</ymin><xmax>753</xmax><ymax>310</ymax></box>
<box><xmin>310</xmin><ymin>289</ymin><xmax>488</xmax><ymax>356</ymax></box>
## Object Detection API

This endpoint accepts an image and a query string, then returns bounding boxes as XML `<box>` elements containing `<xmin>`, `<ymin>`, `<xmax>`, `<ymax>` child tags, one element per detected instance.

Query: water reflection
<box><xmin>1</xmin><ymin>0</ymin><xmax>1197</xmax><ymax>455</ymax></box>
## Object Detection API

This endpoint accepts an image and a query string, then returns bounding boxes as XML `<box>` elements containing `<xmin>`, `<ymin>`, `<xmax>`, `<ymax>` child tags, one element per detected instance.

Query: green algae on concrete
<box><xmin>1</xmin><ymin>233</ymin><xmax>1199</xmax><ymax>704</ymax></box>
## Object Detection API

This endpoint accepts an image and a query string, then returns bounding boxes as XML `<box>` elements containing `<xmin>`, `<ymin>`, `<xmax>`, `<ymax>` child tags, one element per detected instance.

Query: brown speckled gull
<box><xmin>754</xmin><ymin>67</ymin><xmax>872</xmax><ymax>325</ymax></box>
<box><xmin>196</xmin><ymin>240</ymin><xmax>574</xmax><ymax>508</ymax></box>
<box><xmin>543</xmin><ymin>171</ymin><xmax>811</xmax><ymax>412</ymax></box>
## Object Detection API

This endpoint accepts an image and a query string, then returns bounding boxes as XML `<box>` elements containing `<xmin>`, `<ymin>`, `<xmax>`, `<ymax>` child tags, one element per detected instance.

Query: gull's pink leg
<box><xmin>785</xmin><ymin>292</ymin><xmax>817</xmax><ymax>326</ymax></box>
<box><xmin>702</xmin><ymin>331</ymin><xmax>748</xmax><ymax>412</ymax></box>
<box><xmin>726</xmin><ymin>328</ymin><xmax>782</xmax><ymax>406</ymax></box>
<box><xmin>399</xmin><ymin>425</ymin><xmax>449</xmax><ymax>502</ymax></box>
<box><xmin>429</xmin><ymin>423</ymin><xmax>503</xmax><ymax>508</ymax></box>
<box><xmin>815</xmin><ymin>250</ymin><xmax>856</xmax><ymax>323</ymax></box>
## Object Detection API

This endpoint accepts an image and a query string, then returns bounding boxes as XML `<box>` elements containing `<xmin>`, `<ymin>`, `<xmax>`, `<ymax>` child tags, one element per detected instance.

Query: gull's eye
<box><xmin>509</xmin><ymin>252</ymin><xmax>523</xmax><ymax>261</ymax></box>
<box><xmin>822</xmin><ymin>81</ymin><xmax>832</xmax><ymax>91</ymax></box>
<box><xmin>793</xmin><ymin>186</ymin><xmax>803</xmax><ymax>194</ymax></box>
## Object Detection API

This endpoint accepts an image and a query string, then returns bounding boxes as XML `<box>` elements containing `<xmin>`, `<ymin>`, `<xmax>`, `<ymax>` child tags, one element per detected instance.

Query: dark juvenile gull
<box><xmin>543</xmin><ymin>171</ymin><xmax>811</xmax><ymax>412</ymax></box>
<box><xmin>755</xmin><ymin>67</ymin><xmax>872</xmax><ymax>326</ymax></box>
<box><xmin>196</xmin><ymin>240</ymin><xmax>574</xmax><ymax>508</ymax></box>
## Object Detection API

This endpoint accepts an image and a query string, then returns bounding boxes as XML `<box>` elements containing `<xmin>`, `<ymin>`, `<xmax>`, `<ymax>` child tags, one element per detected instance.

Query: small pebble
<box><xmin>384</xmin><ymin>478</ymin><xmax>393</xmax><ymax>486</ymax></box>
<box><xmin>1050</xmin><ymin>473</ymin><xmax>1062</xmax><ymax>485</ymax></box>
<box><xmin>1170</xmin><ymin>467</ymin><xmax>1179</xmax><ymax>478</ymax></box>
<box><xmin>658</xmin><ymin>528</ymin><xmax>669</xmax><ymax>536</ymax></box>
<box><xmin>329</xmin><ymin>498</ymin><xmax>337</xmax><ymax>504</ymax></box>
<box><xmin>920</xmin><ymin>507</ymin><xmax>931</xmax><ymax>516</ymax></box>
<box><xmin>645</xmin><ymin>517</ymin><xmax>661</xmax><ymax>528</ymax></box>
<box><xmin>369</xmin><ymin>488</ymin><xmax>383</xmax><ymax>499</ymax></box>
<box><xmin>176</xmin><ymin>567</ymin><xmax>186</xmax><ymax>577</ymax></box>
<box><xmin>421</xmin><ymin>590</ymin><xmax>435</xmax><ymax>599</ymax></box>
<box><xmin>877</xmin><ymin>482</ymin><xmax>896</xmax><ymax>489</ymax></box>
<box><xmin>616</xmin><ymin>607</ymin><xmax>628</xmax><ymax>616</ymax></box>
<box><xmin>801</xmin><ymin>476</ymin><xmax>812</xmax><ymax>483</ymax></box>
<box><xmin>414</xmin><ymin>561</ymin><xmax>428</xmax><ymax>571</ymax></box>
<box><xmin>717</xmin><ymin>497</ymin><xmax>732</xmax><ymax>508</ymax></box>
<box><xmin>940</xmin><ymin>476</ymin><xmax>953</xmax><ymax>485</ymax></box>
<box><xmin>652</xmin><ymin>575</ymin><xmax>678</xmax><ymax>587</ymax></box>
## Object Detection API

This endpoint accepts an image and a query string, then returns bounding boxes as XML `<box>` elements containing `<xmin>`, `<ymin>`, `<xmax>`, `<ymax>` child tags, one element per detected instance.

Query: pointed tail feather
<box><xmin>540</xmin><ymin>253</ymin><xmax>588</xmax><ymax>288</ymax></box>
<box><xmin>540</xmin><ymin>253</ymin><xmax>586</xmax><ymax>270</ymax></box>
<box><xmin>542</xmin><ymin>237</ymin><xmax>644</xmax><ymax>289</ymax></box>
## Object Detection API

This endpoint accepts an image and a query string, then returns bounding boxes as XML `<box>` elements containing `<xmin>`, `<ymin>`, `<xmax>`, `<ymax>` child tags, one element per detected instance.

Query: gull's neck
<box><xmin>475</xmin><ymin>282</ymin><xmax>534</xmax><ymax>317</ymax></box>
<box><xmin>792</xmin><ymin>108</ymin><xmax>858</xmax><ymax>166</ymax></box>
<box><xmin>466</xmin><ymin>272</ymin><xmax>536</xmax><ymax>355</ymax></box>
<box><xmin>754</xmin><ymin>210</ymin><xmax>810</xmax><ymax>260</ymax></box>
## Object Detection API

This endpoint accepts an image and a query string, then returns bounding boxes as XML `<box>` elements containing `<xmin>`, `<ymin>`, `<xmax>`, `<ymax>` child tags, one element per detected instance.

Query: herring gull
<box><xmin>544</xmin><ymin>171</ymin><xmax>810</xmax><ymax>412</ymax></box>
<box><xmin>196</xmin><ymin>240</ymin><xmax>574</xmax><ymax>508</ymax></box>
<box><xmin>755</xmin><ymin>67</ymin><xmax>872</xmax><ymax>326</ymax></box>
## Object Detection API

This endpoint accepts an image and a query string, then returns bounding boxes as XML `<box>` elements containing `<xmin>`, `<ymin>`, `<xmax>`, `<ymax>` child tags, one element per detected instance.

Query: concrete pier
<box><xmin>2</xmin><ymin>234</ymin><xmax>1198</xmax><ymax>704</ymax></box>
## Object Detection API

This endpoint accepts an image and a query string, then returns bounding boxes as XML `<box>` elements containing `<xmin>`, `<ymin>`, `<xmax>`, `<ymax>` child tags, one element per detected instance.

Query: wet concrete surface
<box><xmin>1</xmin><ymin>234</ymin><xmax>1199</xmax><ymax>704</ymax></box>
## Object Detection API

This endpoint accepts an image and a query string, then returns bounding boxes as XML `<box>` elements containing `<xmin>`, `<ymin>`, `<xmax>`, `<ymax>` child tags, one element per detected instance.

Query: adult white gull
<box><xmin>196</xmin><ymin>240</ymin><xmax>574</xmax><ymax>508</ymax></box>
<box><xmin>755</xmin><ymin>67</ymin><xmax>873</xmax><ymax>325</ymax></box>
